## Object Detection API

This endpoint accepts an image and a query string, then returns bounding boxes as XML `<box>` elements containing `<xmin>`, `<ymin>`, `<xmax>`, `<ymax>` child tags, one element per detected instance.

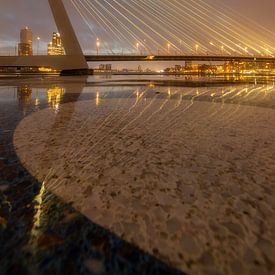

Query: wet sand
<box><xmin>14</xmin><ymin>90</ymin><xmax>275</xmax><ymax>274</ymax></box>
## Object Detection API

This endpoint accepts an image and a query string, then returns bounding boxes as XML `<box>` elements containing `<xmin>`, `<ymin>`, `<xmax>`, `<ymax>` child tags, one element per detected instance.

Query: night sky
<box><xmin>0</xmin><ymin>0</ymin><xmax>274</xmax><ymax>69</ymax></box>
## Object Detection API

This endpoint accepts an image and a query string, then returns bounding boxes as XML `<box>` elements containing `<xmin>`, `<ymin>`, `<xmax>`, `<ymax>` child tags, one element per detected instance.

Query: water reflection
<box><xmin>34</xmin><ymin>96</ymin><xmax>40</xmax><ymax>108</ymax></box>
<box><xmin>17</xmin><ymin>86</ymin><xmax>32</xmax><ymax>114</ymax></box>
<box><xmin>13</xmin><ymin>82</ymin><xmax>275</xmax><ymax>114</ymax></box>
<box><xmin>47</xmin><ymin>87</ymin><xmax>64</xmax><ymax>112</ymax></box>
<box><xmin>95</xmin><ymin>89</ymin><xmax>100</xmax><ymax>107</ymax></box>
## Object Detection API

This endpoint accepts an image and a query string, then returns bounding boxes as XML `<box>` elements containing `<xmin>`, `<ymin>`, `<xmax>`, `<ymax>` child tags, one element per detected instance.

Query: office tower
<box><xmin>18</xmin><ymin>27</ymin><xmax>33</xmax><ymax>56</ymax></box>
<box><xmin>47</xmin><ymin>32</ymin><xmax>65</xmax><ymax>55</ymax></box>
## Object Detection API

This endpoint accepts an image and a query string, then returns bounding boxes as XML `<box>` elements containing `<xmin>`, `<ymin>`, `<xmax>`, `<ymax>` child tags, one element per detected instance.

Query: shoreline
<box><xmin>1</xmin><ymin>72</ymin><xmax>275</xmax><ymax>77</ymax></box>
<box><xmin>0</xmin><ymin>75</ymin><xmax>274</xmax><ymax>88</ymax></box>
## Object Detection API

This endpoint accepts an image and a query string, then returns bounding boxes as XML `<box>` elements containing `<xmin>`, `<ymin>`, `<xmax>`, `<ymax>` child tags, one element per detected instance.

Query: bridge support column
<box><xmin>48</xmin><ymin>0</ymin><xmax>89</xmax><ymax>75</ymax></box>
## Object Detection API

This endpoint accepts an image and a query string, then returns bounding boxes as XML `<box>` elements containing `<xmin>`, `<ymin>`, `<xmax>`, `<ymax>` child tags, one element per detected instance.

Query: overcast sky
<box><xmin>0</xmin><ymin>0</ymin><xmax>274</xmax><ymax>69</ymax></box>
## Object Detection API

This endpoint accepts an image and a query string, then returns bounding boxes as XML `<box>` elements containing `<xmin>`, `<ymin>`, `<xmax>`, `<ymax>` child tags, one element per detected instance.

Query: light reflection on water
<box><xmin>1</xmin><ymin>76</ymin><xmax>275</xmax><ymax>114</ymax></box>
<box><xmin>47</xmin><ymin>87</ymin><xmax>64</xmax><ymax>113</ymax></box>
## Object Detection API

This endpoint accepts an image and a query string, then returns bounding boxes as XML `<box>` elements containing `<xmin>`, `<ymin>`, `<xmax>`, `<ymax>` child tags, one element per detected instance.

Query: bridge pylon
<box><xmin>0</xmin><ymin>0</ymin><xmax>89</xmax><ymax>75</ymax></box>
<box><xmin>48</xmin><ymin>0</ymin><xmax>88</xmax><ymax>74</ymax></box>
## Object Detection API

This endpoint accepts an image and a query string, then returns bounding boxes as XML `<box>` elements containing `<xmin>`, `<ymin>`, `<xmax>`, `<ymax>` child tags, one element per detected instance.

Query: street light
<box><xmin>96</xmin><ymin>38</ymin><xmax>100</xmax><ymax>55</ymax></box>
<box><xmin>195</xmin><ymin>44</ymin><xmax>199</xmax><ymax>54</ymax></box>
<box><xmin>221</xmin><ymin>45</ymin><xmax>224</xmax><ymax>55</ymax></box>
<box><xmin>36</xmin><ymin>36</ymin><xmax>40</xmax><ymax>55</ymax></box>
<box><xmin>167</xmin><ymin>43</ymin><xmax>171</xmax><ymax>54</ymax></box>
<box><xmin>179</xmin><ymin>39</ymin><xmax>182</xmax><ymax>54</ymax></box>
<box><xmin>136</xmin><ymin>42</ymin><xmax>139</xmax><ymax>55</ymax></box>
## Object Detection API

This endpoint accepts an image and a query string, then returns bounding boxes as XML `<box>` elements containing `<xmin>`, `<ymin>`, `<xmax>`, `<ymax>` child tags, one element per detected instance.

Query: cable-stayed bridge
<box><xmin>0</xmin><ymin>0</ymin><xmax>275</xmax><ymax>74</ymax></box>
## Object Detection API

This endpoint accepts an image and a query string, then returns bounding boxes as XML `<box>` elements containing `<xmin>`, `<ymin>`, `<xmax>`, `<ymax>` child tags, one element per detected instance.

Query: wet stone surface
<box><xmin>0</xmin><ymin>81</ymin><xmax>185</xmax><ymax>275</ymax></box>
<box><xmin>1</xmin><ymin>76</ymin><xmax>275</xmax><ymax>274</ymax></box>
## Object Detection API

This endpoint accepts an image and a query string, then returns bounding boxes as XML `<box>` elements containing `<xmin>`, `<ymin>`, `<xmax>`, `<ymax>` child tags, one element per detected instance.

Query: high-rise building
<box><xmin>18</xmin><ymin>27</ymin><xmax>33</xmax><ymax>56</ymax></box>
<box><xmin>47</xmin><ymin>32</ymin><xmax>65</xmax><ymax>55</ymax></box>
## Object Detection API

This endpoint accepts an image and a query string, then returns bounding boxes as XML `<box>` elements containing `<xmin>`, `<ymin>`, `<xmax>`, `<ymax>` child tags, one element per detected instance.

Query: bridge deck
<box><xmin>85</xmin><ymin>55</ymin><xmax>275</xmax><ymax>63</ymax></box>
<box><xmin>0</xmin><ymin>55</ymin><xmax>274</xmax><ymax>69</ymax></box>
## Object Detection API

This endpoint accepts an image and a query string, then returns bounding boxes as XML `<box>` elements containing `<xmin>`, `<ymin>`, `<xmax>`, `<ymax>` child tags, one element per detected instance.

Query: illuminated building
<box><xmin>175</xmin><ymin>65</ymin><xmax>183</xmax><ymax>72</ymax></box>
<box><xmin>185</xmin><ymin>61</ymin><xmax>193</xmax><ymax>69</ymax></box>
<box><xmin>18</xmin><ymin>27</ymin><xmax>33</xmax><ymax>56</ymax></box>
<box><xmin>47</xmin><ymin>32</ymin><xmax>65</xmax><ymax>55</ymax></box>
<box><xmin>98</xmin><ymin>64</ymin><xmax>112</xmax><ymax>71</ymax></box>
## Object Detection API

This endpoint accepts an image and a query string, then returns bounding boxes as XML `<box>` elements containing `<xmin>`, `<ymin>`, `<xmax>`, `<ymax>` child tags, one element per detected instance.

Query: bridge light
<box><xmin>36</xmin><ymin>36</ymin><xmax>41</xmax><ymax>55</ymax></box>
<box><xmin>167</xmin><ymin>43</ymin><xmax>171</xmax><ymax>54</ymax></box>
<box><xmin>96</xmin><ymin>38</ymin><xmax>100</xmax><ymax>55</ymax></box>
<box><xmin>195</xmin><ymin>44</ymin><xmax>199</xmax><ymax>54</ymax></box>
<box><xmin>136</xmin><ymin>42</ymin><xmax>140</xmax><ymax>54</ymax></box>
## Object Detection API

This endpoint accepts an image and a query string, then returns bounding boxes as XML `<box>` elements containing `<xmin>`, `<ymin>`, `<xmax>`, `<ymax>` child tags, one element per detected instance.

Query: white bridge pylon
<box><xmin>0</xmin><ymin>0</ymin><xmax>88</xmax><ymax>72</ymax></box>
